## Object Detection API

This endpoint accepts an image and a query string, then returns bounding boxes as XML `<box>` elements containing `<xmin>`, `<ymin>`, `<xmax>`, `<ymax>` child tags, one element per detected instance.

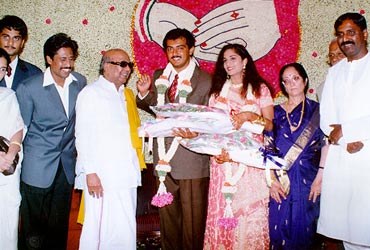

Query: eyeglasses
<box><xmin>0</xmin><ymin>67</ymin><xmax>7</xmax><ymax>73</ymax></box>
<box><xmin>106</xmin><ymin>61</ymin><xmax>134</xmax><ymax>69</ymax></box>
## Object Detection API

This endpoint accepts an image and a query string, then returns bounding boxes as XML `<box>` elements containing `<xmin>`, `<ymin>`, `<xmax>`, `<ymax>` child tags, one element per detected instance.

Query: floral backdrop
<box><xmin>1</xmin><ymin>0</ymin><xmax>369</xmax><ymax>161</ymax></box>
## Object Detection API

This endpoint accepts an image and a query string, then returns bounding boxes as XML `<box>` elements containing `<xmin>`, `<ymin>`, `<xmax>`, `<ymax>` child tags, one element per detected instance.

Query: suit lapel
<box><xmin>68</xmin><ymin>80</ymin><xmax>79</xmax><ymax>117</ymax></box>
<box><xmin>12</xmin><ymin>60</ymin><xmax>27</xmax><ymax>90</ymax></box>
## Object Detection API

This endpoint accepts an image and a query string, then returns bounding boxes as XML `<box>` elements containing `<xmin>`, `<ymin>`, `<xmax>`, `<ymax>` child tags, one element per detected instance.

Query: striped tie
<box><xmin>168</xmin><ymin>74</ymin><xmax>178</xmax><ymax>103</ymax></box>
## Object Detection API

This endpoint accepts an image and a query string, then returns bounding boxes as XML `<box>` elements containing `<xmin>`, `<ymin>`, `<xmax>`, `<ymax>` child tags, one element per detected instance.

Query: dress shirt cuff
<box><xmin>137</xmin><ymin>91</ymin><xmax>149</xmax><ymax>100</ymax></box>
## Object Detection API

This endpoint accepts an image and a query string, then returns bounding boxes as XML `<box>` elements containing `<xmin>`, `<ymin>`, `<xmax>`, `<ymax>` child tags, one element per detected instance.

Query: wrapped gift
<box><xmin>139</xmin><ymin>103</ymin><xmax>264</xmax><ymax>137</ymax></box>
<box><xmin>179</xmin><ymin>132</ymin><xmax>287</xmax><ymax>170</ymax></box>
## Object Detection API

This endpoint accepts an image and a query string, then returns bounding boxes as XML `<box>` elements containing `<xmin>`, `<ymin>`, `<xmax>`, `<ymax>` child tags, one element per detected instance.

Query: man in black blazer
<box><xmin>137</xmin><ymin>28</ymin><xmax>212</xmax><ymax>250</ymax></box>
<box><xmin>16</xmin><ymin>33</ymin><xmax>86</xmax><ymax>250</ymax></box>
<box><xmin>0</xmin><ymin>15</ymin><xmax>42</xmax><ymax>90</ymax></box>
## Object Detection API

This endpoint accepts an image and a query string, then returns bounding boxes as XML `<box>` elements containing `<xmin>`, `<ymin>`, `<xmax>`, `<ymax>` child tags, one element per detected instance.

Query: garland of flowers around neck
<box><xmin>150</xmin><ymin>62</ymin><xmax>193</xmax><ymax>208</ymax></box>
<box><xmin>213</xmin><ymin>80</ymin><xmax>258</xmax><ymax>230</ymax></box>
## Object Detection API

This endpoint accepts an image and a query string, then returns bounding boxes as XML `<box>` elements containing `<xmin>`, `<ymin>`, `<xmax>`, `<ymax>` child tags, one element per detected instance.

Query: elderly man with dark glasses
<box><xmin>75</xmin><ymin>48</ymin><xmax>145</xmax><ymax>249</ymax></box>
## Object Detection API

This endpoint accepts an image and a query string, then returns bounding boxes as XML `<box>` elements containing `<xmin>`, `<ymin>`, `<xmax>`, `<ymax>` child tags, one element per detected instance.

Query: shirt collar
<box><xmin>100</xmin><ymin>75</ymin><xmax>125</xmax><ymax>92</ymax></box>
<box><xmin>43</xmin><ymin>67</ymin><xmax>77</xmax><ymax>87</ymax></box>
<box><xmin>9</xmin><ymin>56</ymin><xmax>18</xmax><ymax>70</ymax></box>
<box><xmin>171</xmin><ymin>59</ymin><xmax>195</xmax><ymax>79</ymax></box>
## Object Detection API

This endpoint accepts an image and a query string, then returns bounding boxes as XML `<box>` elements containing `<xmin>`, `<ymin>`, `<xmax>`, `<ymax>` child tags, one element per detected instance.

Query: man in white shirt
<box><xmin>318</xmin><ymin>12</ymin><xmax>370</xmax><ymax>250</ymax></box>
<box><xmin>75</xmin><ymin>49</ymin><xmax>142</xmax><ymax>250</ymax></box>
<box><xmin>0</xmin><ymin>15</ymin><xmax>41</xmax><ymax>90</ymax></box>
<box><xmin>16</xmin><ymin>33</ymin><xmax>86</xmax><ymax>250</ymax></box>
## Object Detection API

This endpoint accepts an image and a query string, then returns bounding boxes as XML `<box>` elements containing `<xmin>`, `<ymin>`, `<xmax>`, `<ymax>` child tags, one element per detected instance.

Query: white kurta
<box><xmin>0</xmin><ymin>87</ymin><xmax>24</xmax><ymax>250</ymax></box>
<box><xmin>75</xmin><ymin>76</ymin><xmax>141</xmax><ymax>250</ymax></box>
<box><xmin>318</xmin><ymin>53</ymin><xmax>370</xmax><ymax>246</ymax></box>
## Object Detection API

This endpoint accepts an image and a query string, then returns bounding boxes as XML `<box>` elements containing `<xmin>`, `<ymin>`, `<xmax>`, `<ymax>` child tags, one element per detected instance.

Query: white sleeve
<box><xmin>75</xmin><ymin>88</ymin><xmax>99</xmax><ymax>175</ymax></box>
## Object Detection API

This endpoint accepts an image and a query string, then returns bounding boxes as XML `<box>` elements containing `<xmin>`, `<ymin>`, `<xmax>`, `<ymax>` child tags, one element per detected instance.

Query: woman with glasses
<box><xmin>0</xmin><ymin>47</ymin><xmax>24</xmax><ymax>250</ymax></box>
<box><xmin>267</xmin><ymin>62</ymin><xmax>326</xmax><ymax>249</ymax></box>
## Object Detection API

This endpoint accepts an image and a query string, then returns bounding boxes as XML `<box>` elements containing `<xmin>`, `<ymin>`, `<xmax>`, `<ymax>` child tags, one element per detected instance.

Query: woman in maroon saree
<box><xmin>267</xmin><ymin>63</ymin><xmax>325</xmax><ymax>249</ymax></box>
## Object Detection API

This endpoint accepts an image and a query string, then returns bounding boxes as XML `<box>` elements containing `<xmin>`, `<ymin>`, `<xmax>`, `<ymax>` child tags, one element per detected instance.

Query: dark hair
<box><xmin>210</xmin><ymin>43</ymin><xmax>272</xmax><ymax>98</ymax></box>
<box><xmin>43</xmin><ymin>33</ymin><xmax>79</xmax><ymax>68</ymax></box>
<box><xmin>0</xmin><ymin>47</ymin><xmax>10</xmax><ymax>66</ymax></box>
<box><xmin>162</xmin><ymin>28</ymin><xmax>195</xmax><ymax>51</ymax></box>
<box><xmin>334</xmin><ymin>12</ymin><xmax>367</xmax><ymax>32</ymax></box>
<box><xmin>0</xmin><ymin>15</ymin><xmax>28</xmax><ymax>41</ymax></box>
<box><xmin>279</xmin><ymin>62</ymin><xmax>309</xmax><ymax>97</ymax></box>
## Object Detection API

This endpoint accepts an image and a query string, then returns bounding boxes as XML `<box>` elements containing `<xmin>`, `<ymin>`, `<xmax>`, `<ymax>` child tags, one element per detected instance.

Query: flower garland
<box><xmin>218</xmin><ymin>160</ymin><xmax>248</xmax><ymax>229</ymax></box>
<box><xmin>150</xmin><ymin>61</ymin><xmax>194</xmax><ymax>207</ymax></box>
<box><xmin>213</xmin><ymin>80</ymin><xmax>270</xmax><ymax>230</ymax></box>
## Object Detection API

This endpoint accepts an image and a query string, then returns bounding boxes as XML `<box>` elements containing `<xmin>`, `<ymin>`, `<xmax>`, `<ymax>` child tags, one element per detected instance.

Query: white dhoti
<box><xmin>79</xmin><ymin>186</ymin><xmax>137</xmax><ymax>250</ymax></box>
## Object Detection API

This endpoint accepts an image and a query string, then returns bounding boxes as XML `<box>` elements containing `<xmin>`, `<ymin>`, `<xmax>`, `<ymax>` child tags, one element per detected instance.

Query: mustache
<box><xmin>60</xmin><ymin>67</ymin><xmax>72</xmax><ymax>70</ymax></box>
<box><xmin>341</xmin><ymin>41</ymin><xmax>355</xmax><ymax>46</ymax></box>
<box><xmin>5</xmin><ymin>45</ymin><xmax>17</xmax><ymax>50</ymax></box>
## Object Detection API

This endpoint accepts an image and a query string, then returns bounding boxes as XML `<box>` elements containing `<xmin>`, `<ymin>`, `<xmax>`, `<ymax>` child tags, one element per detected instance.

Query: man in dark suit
<box><xmin>0</xmin><ymin>15</ymin><xmax>42</xmax><ymax>90</ymax></box>
<box><xmin>136</xmin><ymin>28</ymin><xmax>212</xmax><ymax>250</ymax></box>
<box><xmin>16</xmin><ymin>33</ymin><xmax>86</xmax><ymax>250</ymax></box>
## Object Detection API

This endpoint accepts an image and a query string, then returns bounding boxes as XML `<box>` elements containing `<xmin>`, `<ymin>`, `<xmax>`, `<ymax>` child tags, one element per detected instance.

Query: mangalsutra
<box><xmin>286</xmin><ymin>99</ymin><xmax>305</xmax><ymax>132</ymax></box>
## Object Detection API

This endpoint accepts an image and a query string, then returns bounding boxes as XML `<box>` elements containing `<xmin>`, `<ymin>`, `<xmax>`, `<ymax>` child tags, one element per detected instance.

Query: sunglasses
<box><xmin>106</xmin><ymin>61</ymin><xmax>134</xmax><ymax>69</ymax></box>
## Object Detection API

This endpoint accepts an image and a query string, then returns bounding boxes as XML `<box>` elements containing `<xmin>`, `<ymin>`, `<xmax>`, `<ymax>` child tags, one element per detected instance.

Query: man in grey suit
<box><xmin>136</xmin><ymin>28</ymin><xmax>211</xmax><ymax>250</ymax></box>
<box><xmin>16</xmin><ymin>33</ymin><xmax>86</xmax><ymax>250</ymax></box>
<box><xmin>0</xmin><ymin>15</ymin><xmax>42</xmax><ymax>90</ymax></box>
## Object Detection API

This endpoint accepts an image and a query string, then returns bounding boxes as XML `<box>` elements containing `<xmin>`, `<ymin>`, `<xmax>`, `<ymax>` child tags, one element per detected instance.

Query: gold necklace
<box><xmin>285</xmin><ymin>99</ymin><xmax>305</xmax><ymax>132</ymax></box>
<box><xmin>230</xmin><ymin>83</ymin><xmax>243</xmax><ymax>88</ymax></box>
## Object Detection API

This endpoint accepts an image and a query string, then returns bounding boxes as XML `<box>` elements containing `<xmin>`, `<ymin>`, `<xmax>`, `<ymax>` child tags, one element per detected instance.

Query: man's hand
<box><xmin>172</xmin><ymin>128</ymin><xmax>198</xmax><ymax>139</ymax></box>
<box><xmin>328</xmin><ymin>124</ymin><xmax>343</xmax><ymax>145</ymax></box>
<box><xmin>86</xmin><ymin>173</ymin><xmax>104</xmax><ymax>198</ymax></box>
<box><xmin>136</xmin><ymin>73</ymin><xmax>151</xmax><ymax>97</ymax></box>
<box><xmin>347</xmin><ymin>141</ymin><xmax>364</xmax><ymax>154</ymax></box>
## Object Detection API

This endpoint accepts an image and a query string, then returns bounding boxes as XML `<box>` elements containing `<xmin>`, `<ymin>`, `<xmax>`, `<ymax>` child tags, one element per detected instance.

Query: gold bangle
<box><xmin>10</xmin><ymin>141</ymin><xmax>22</xmax><ymax>148</ymax></box>
<box><xmin>252</xmin><ymin>115</ymin><xmax>266</xmax><ymax>126</ymax></box>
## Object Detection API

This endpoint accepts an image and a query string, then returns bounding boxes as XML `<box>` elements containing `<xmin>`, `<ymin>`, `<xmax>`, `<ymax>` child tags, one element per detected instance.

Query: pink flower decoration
<box><xmin>45</xmin><ymin>18</ymin><xmax>51</xmax><ymax>24</ymax></box>
<box><xmin>151</xmin><ymin>192</ymin><xmax>174</xmax><ymax>207</ymax></box>
<box><xmin>360</xmin><ymin>10</ymin><xmax>365</xmax><ymax>15</ymax></box>
<box><xmin>312</xmin><ymin>52</ymin><xmax>318</xmax><ymax>58</ymax></box>
<box><xmin>82</xmin><ymin>19</ymin><xmax>88</xmax><ymax>25</ymax></box>
<box><xmin>218</xmin><ymin>217</ymin><xmax>238</xmax><ymax>230</ymax></box>
<box><xmin>100</xmin><ymin>50</ymin><xmax>106</xmax><ymax>55</ymax></box>
<box><xmin>109</xmin><ymin>6</ymin><xmax>115</xmax><ymax>12</ymax></box>
<box><xmin>309</xmin><ymin>88</ymin><xmax>314</xmax><ymax>94</ymax></box>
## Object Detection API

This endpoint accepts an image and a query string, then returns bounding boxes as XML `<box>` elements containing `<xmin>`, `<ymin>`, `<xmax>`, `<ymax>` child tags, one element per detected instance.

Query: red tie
<box><xmin>7</xmin><ymin>65</ymin><xmax>12</xmax><ymax>77</ymax></box>
<box><xmin>168</xmin><ymin>74</ymin><xmax>178</xmax><ymax>103</ymax></box>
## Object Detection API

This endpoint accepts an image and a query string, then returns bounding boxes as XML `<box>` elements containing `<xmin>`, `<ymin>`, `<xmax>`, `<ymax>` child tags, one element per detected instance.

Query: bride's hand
<box><xmin>214</xmin><ymin>149</ymin><xmax>232</xmax><ymax>164</ymax></box>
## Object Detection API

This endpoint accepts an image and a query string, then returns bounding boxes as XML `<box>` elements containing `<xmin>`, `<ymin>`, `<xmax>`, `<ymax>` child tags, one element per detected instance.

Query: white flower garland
<box><xmin>214</xmin><ymin>80</ymin><xmax>262</xmax><ymax>228</ymax></box>
<box><xmin>151</xmin><ymin>61</ymin><xmax>194</xmax><ymax>207</ymax></box>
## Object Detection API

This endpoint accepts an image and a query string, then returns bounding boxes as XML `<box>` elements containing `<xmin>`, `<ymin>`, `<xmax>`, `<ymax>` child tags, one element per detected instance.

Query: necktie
<box><xmin>168</xmin><ymin>74</ymin><xmax>179</xmax><ymax>103</ymax></box>
<box><xmin>7</xmin><ymin>65</ymin><xmax>12</xmax><ymax>77</ymax></box>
